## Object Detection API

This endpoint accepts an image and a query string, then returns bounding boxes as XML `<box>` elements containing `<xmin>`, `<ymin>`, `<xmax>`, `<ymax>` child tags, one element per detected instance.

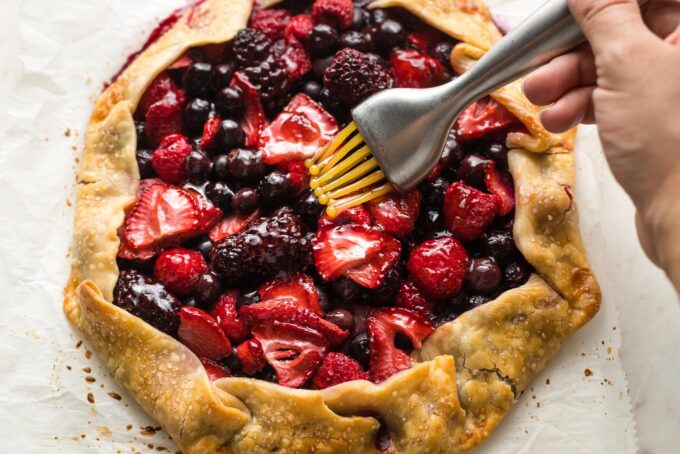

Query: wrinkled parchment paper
<box><xmin>4</xmin><ymin>0</ymin><xmax>671</xmax><ymax>451</ymax></box>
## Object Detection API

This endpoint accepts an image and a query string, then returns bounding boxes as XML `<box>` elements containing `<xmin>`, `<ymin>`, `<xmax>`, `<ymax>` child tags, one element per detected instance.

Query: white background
<box><xmin>0</xmin><ymin>0</ymin><xmax>677</xmax><ymax>452</ymax></box>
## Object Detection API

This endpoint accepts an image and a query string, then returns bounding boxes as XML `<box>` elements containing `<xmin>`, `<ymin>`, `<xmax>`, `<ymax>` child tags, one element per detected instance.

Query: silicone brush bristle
<box><xmin>305</xmin><ymin>121</ymin><xmax>393</xmax><ymax>218</ymax></box>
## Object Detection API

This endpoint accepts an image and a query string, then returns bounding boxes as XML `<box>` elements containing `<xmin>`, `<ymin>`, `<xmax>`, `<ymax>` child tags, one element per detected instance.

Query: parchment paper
<box><xmin>0</xmin><ymin>0</ymin><xmax>640</xmax><ymax>452</ymax></box>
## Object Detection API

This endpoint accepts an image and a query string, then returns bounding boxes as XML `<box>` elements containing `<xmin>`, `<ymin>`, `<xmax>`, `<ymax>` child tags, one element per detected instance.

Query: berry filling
<box><xmin>114</xmin><ymin>0</ymin><xmax>533</xmax><ymax>389</ymax></box>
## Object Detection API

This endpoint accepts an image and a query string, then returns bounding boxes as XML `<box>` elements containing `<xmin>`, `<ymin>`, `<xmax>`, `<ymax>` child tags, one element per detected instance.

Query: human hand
<box><xmin>523</xmin><ymin>0</ymin><xmax>680</xmax><ymax>292</ymax></box>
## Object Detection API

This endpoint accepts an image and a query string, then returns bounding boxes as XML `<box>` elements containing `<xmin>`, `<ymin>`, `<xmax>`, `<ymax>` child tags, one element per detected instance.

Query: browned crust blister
<box><xmin>64</xmin><ymin>0</ymin><xmax>600</xmax><ymax>452</ymax></box>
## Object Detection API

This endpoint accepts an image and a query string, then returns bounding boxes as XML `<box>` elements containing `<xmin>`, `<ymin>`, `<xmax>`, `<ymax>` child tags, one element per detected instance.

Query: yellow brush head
<box><xmin>305</xmin><ymin>121</ymin><xmax>393</xmax><ymax>218</ymax></box>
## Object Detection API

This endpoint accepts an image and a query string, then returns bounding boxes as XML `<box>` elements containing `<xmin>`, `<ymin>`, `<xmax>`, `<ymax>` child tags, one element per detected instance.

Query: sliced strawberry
<box><xmin>208</xmin><ymin>209</ymin><xmax>260</xmax><ymax>243</ymax></box>
<box><xmin>407</xmin><ymin>237</ymin><xmax>469</xmax><ymax>300</ymax></box>
<box><xmin>278</xmin><ymin>160</ymin><xmax>309</xmax><ymax>193</ymax></box>
<box><xmin>167</xmin><ymin>52</ymin><xmax>193</xmax><ymax>71</ymax></box>
<box><xmin>312</xmin><ymin>0</ymin><xmax>353</xmax><ymax>30</ymax></box>
<box><xmin>367</xmin><ymin>190</ymin><xmax>422</xmax><ymax>238</ymax></box>
<box><xmin>210</xmin><ymin>290</ymin><xmax>250</xmax><ymax>343</ymax></box>
<box><xmin>252</xmin><ymin>321</ymin><xmax>329</xmax><ymax>388</ymax></box>
<box><xmin>484</xmin><ymin>161</ymin><xmax>515</xmax><ymax>216</ymax></box>
<box><xmin>366</xmin><ymin>307</ymin><xmax>433</xmax><ymax>383</ymax></box>
<box><xmin>313</xmin><ymin>225</ymin><xmax>385</xmax><ymax>281</ymax></box>
<box><xmin>201</xmin><ymin>116</ymin><xmax>222</xmax><ymax>151</ymax></box>
<box><xmin>258</xmin><ymin>273</ymin><xmax>323</xmax><ymax>317</ymax></box>
<box><xmin>312</xmin><ymin>352</ymin><xmax>369</xmax><ymax>389</ymax></box>
<box><xmin>145</xmin><ymin>89</ymin><xmax>185</xmax><ymax>148</ymax></box>
<box><xmin>259</xmin><ymin>93</ymin><xmax>338</xmax><ymax>165</ymax></box>
<box><xmin>249</xmin><ymin>9</ymin><xmax>291</xmax><ymax>40</ymax></box>
<box><xmin>443</xmin><ymin>182</ymin><xmax>499</xmax><ymax>242</ymax></box>
<box><xmin>137</xmin><ymin>72</ymin><xmax>180</xmax><ymax>117</ymax></box>
<box><xmin>153</xmin><ymin>248</ymin><xmax>207</xmax><ymax>295</ymax></box>
<box><xmin>285</xmin><ymin>14</ymin><xmax>314</xmax><ymax>42</ymax></box>
<box><xmin>345</xmin><ymin>233</ymin><xmax>401</xmax><ymax>289</ymax></box>
<box><xmin>200</xmin><ymin>358</ymin><xmax>232</xmax><ymax>381</ymax></box>
<box><xmin>395</xmin><ymin>280</ymin><xmax>436</xmax><ymax>320</ymax></box>
<box><xmin>280</xmin><ymin>38</ymin><xmax>312</xmax><ymax>81</ymax></box>
<box><xmin>178</xmin><ymin>306</ymin><xmax>232</xmax><ymax>361</ymax></box>
<box><xmin>231</xmin><ymin>72</ymin><xmax>266</xmax><ymax>148</ymax></box>
<box><xmin>455</xmin><ymin>97</ymin><xmax>519</xmax><ymax>142</ymax></box>
<box><xmin>391</xmin><ymin>49</ymin><xmax>449</xmax><ymax>88</ymax></box>
<box><xmin>317</xmin><ymin>205</ymin><xmax>372</xmax><ymax>230</ymax></box>
<box><xmin>151</xmin><ymin>134</ymin><xmax>192</xmax><ymax>184</ymax></box>
<box><xmin>240</xmin><ymin>300</ymin><xmax>349</xmax><ymax>345</ymax></box>
<box><xmin>118</xmin><ymin>183</ymin><xmax>221</xmax><ymax>260</ymax></box>
<box><xmin>236</xmin><ymin>338</ymin><xmax>266</xmax><ymax>375</ymax></box>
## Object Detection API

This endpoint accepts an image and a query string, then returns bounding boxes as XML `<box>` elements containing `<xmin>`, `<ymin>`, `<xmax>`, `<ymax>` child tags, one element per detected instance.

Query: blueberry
<box><xmin>303</xmin><ymin>80</ymin><xmax>322</xmax><ymax>99</ymax></box>
<box><xmin>456</xmin><ymin>154</ymin><xmax>490</xmax><ymax>189</ymax></box>
<box><xmin>312</xmin><ymin>55</ymin><xmax>335</xmax><ymax>80</ymax></box>
<box><xmin>221</xmin><ymin>349</ymin><xmax>242</xmax><ymax>374</ymax></box>
<box><xmin>136</xmin><ymin>148</ymin><xmax>155</xmax><ymax>179</ymax></box>
<box><xmin>317</xmin><ymin>286</ymin><xmax>332</xmax><ymax>313</ymax></box>
<box><xmin>183</xmin><ymin>62</ymin><xmax>214</xmax><ymax>98</ymax></box>
<box><xmin>331</xmin><ymin>277</ymin><xmax>362</xmax><ymax>304</ymax></box>
<box><xmin>185</xmin><ymin>150</ymin><xmax>212</xmax><ymax>184</ymax></box>
<box><xmin>308</xmin><ymin>24</ymin><xmax>338</xmax><ymax>57</ymax></box>
<box><xmin>188</xmin><ymin>236</ymin><xmax>213</xmax><ymax>261</ymax></box>
<box><xmin>217</xmin><ymin>119</ymin><xmax>245</xmax><ymax>149</ymax></box>
<box><xmin>370</xmin><ymin>8</ymin><xmax>389</xmax><ymax>25</ymax></box>
<box><xmin>325</xmin><ymin>309</ymin><xmax>355</xmax><ymax>331</ymax></box>
<box><xmin>433</xmin><ymin>41</ymin><xmax>455</xmax><ymax>68</ymax></box>
<box><xmin>485</xmin><ymin>142</ymin><xmax>508</xmax><ymax>168</ymax></box>
<box><xmin>351</xmin><ymin>8</ymin><xmax>370</xmax><ymax>30</ymax></box>
<box><xmin>236</xmin><ymin>289</ymin><xmax>261</xmax><ymax>310</ymax></box>
<box><xmin>374</xmin><ymin>20</ymin><xmax>405</xmax><ymax>51</ymax></box>
<box><xmin>339</xmin><ymin>31</ymin><xmax>372</xmax><ymax>52</ymax></box>
<box><xmin>421</xmin><ymin>177</ymin><xmax>450</xmax><ymax>209</ymax></box>
<box><xmin>481</xmin><ymin>230</ymin><xmax>515</xmax><ymax>261</ymax></box>
<box><xmin>211</xmin><ymin>154</ymin><xmax>230</xmax><ymax>180</ymax></box>
<box><xmin>205</xmin><ymin>181</ymin><xmax>235</xmax><ymax>211</ymax></box>
<box><xmin>503</xmin><ymin>261</ymin><xmax>530</xmax><ymax>287</ymax></box>
<box><xmin>360</xmin><ymin>268</ymin><xmax>401</xmax><ymax>306</ymax></box>
<box><xmin>298</xmin><ymin>191</ymin><xmax>324</xmax><ymax>226</ymax></box>
<box><xmin>184</xmin><ymin>98</ymin><xmax>213</xmax><ymax>134</ymax></box>
<box><xmin>212</xmin><ymin>63</ymin><xmax>235</xmax><ymax>90</ymax></box>
<box><xmin>232</xmin><ymin>187</ymin><xmax>260</xmax><ymax>214</ymax></box>
<box><xmin>135</xmin><ymin>121</ymin><xmax>149</xmax><ymax>148</ymax></box>
<box><xmin>215</xmin><ymin>87</ymin><xmax>244</xmax><ymax>118</ymax></box>
<box><xmin>318</xmin><ymin>88</ymin><xmax>345</xmax><ymax>117</ymax></box>
<box><xmin>226</xmin><ymin>148</ymin><xmax>267</xmax><ymax>181</ymax></box>
<box><xmin>349</xmin><ymin>332</ymin><xmax>370</xmax><ymax>368</ymax></box>
<box><xmin>466</xmin><ymin>257</ymin><xmax>501</xmax><ymax>295</ymax></box>
<box><xmin>194</xmin><ymin>271</ymin><xmax>224</xmax><ymax>306</ymax></box>
<box><xmin>260</xmin><ymin>171</ymin><xmax>292</xmax><ymax>207</ymax></box>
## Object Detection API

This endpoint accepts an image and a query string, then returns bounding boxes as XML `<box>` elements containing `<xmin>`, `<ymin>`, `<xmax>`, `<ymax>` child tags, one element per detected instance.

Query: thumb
<box><xmin>567</xmin><ymin>0</ymin><xmax>649</xmax><ymax>53</ymax></box>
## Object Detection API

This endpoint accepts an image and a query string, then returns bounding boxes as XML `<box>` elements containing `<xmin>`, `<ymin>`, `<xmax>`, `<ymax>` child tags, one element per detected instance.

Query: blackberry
<box><xmin>324</xmin><ymin>48</ymin><xmax>394</xmax><ymax>107</ymax></box>
<box><xmin>211</xmin><ymin>207</ymin><xmax>308</xmax><ymax>282</ymax></box>
<box><xmin>232</xmin><ymin>28</ymin><xmax>272</xmax><ymax>68</ymax></box>
<box><xmin>113</xmin><ymin>270</ymin><xmax>181</xmax><ymax>335</ymax></box>
<box><xmin>243</xmin><ymin>58</ymin><xmax>290</xmax><ymax>104</ymax></box>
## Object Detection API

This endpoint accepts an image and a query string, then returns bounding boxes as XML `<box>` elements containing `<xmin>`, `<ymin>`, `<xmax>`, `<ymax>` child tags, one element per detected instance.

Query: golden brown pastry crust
<box><xmin>64</xmin><ymin>0</ymin><xmax>601</xmax><ymax>452</ymax></box>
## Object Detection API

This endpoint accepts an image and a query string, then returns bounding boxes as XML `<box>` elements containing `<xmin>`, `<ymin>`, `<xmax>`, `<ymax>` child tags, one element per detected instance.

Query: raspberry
<box><xmin>443</xmin><ymin>182</ymin><xmax>499</xmax><ymax>242</ymax></box>
<box><xmin>395</xmin><ymin>280</ymin><xmax>435</xmax><ymax>320</ymax></box>
<box><xmin>285</xmin><ymin>14</ymin><xmax>314</xmax><ymax>42</ymax></box>
<box><xmin>312</xmin><ymin>0</ymin><xmax>354</xmax><ymax>31</ymax></box>
<box><xmin>407</xmin><ymin>237</ymin><xmax>470</xmax><ymax>300</ymax></box>
<box><xmin>248</xmin><ymin>9</ymin><xmax>291</xmax><ymax>40</ymax></box>
<box><xmin>324</xmin><ymin>48</ymin><xmax>393</xmax><ymax>107</ymax></box>
<box><xmin>313</xmin><ymin>352</ymin><xmax>369</xmax><ymax>389</ymax></box>
<box><xmin>211</xmin><ymin>207</ymin><xmax>308</xmax><ymax>282</ymax></box>
<box><xmin>153</xmin><ymin>248</ymin><xmax>207</xmax><ymax>295</ymax></box>
<box><xmin>151</xmin><ymin>134</ymin><xmax>192</xmax><ymax>184</ymax></box>
<box><xmin>232</xmin><ymin>28</ymin><xmax>272</xmax><ymax>68</ymax></box>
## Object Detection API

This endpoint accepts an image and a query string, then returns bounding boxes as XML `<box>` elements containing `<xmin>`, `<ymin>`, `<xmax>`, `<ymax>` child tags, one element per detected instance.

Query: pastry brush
<box><xmin>306</xmin><ymin>0</ymin><xmax>591</xmax><ymax>217</ymax></box>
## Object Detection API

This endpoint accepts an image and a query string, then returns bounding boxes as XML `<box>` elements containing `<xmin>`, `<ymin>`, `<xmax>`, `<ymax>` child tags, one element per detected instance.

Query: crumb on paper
<box><xmin>83</xmin><ymin>366</ymin><xmax>91</xmax><ymax>373</ymax></box>
<box><xmin>126</xmin><ymin>425</ymin><xmax>133</xmax><ymax>431</ymax></box>
<box><xmin>66</xmin><ymin>365</ymin><xmax>72</xmax><ymax>370</ymax></box>
<box><xmin>141</xmin><ymin>426</ymin><xmax>163</xmax><ymax>436</ymax></box>
<box><xmin>76</xmin><ymin>340</ymin><xmax>83</xmax><ymax>349</ymax></box>
<box><xmin>65</xmin><ymin>128</ymin><xmax>72</xmax><ymax>137</ymax></box>
<box><xmin>66</xmin><ymin>199</ymin><xmax>72</xmax><ymax>207</ymax></box>
<box><xmin>108</xmin><ymin>391</ymin><xmax>122</xmax><ymax>401</ymax></box>
<box><xmin>584</xmin><ymin>368</ymin><xmax>593</xmax><ymax>377</ymax></box>
<box><xmin>85</xmin><ymin>376</ymin><xmax>96</xmax><ymax>384</ymax></box>
<box><xmin>87</xmin><ymin>393</ymin><xmax>95</xmax><ymax>404</ymax></box>
<box><xmin>607</xmin><ymin>346</ymin><xmax>612</xmax><ymax>354</ymax></box>
<box><xmin>85</xmin><ymin>350</ymin><xmax>92</xmax><ymax>359</ymax></box>
<box><xmin>545</xmin><ymin>378</ymin><xmax>550</xmax><ymax>385</ymax></box>
<box><xmin>96</xmin><ymin>426</ymin><xmax>112</xmax><ymax>438</ymax></box>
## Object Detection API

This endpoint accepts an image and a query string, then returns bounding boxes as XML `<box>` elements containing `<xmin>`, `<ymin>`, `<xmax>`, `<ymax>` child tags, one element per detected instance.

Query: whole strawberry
<box><xmin>151</xmin><ymin>134</ymin><xmax>192</xmax><ymax>184</ymax></box>
<box><xmin>154</xmin><ymin>248</ymin><xmax>207</xmax><ymax>295</ymax></box>
<box><xmin>407</xmin><ymin>237</ymin><xmax>470</xmax><ymax>300</ymax></box>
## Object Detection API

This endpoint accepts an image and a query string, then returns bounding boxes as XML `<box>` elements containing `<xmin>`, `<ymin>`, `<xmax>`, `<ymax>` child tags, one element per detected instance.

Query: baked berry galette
<box><xmin>65</xmin><ymin>0</ymin><xmax>600</xmax><ymax>452</ymax></box>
